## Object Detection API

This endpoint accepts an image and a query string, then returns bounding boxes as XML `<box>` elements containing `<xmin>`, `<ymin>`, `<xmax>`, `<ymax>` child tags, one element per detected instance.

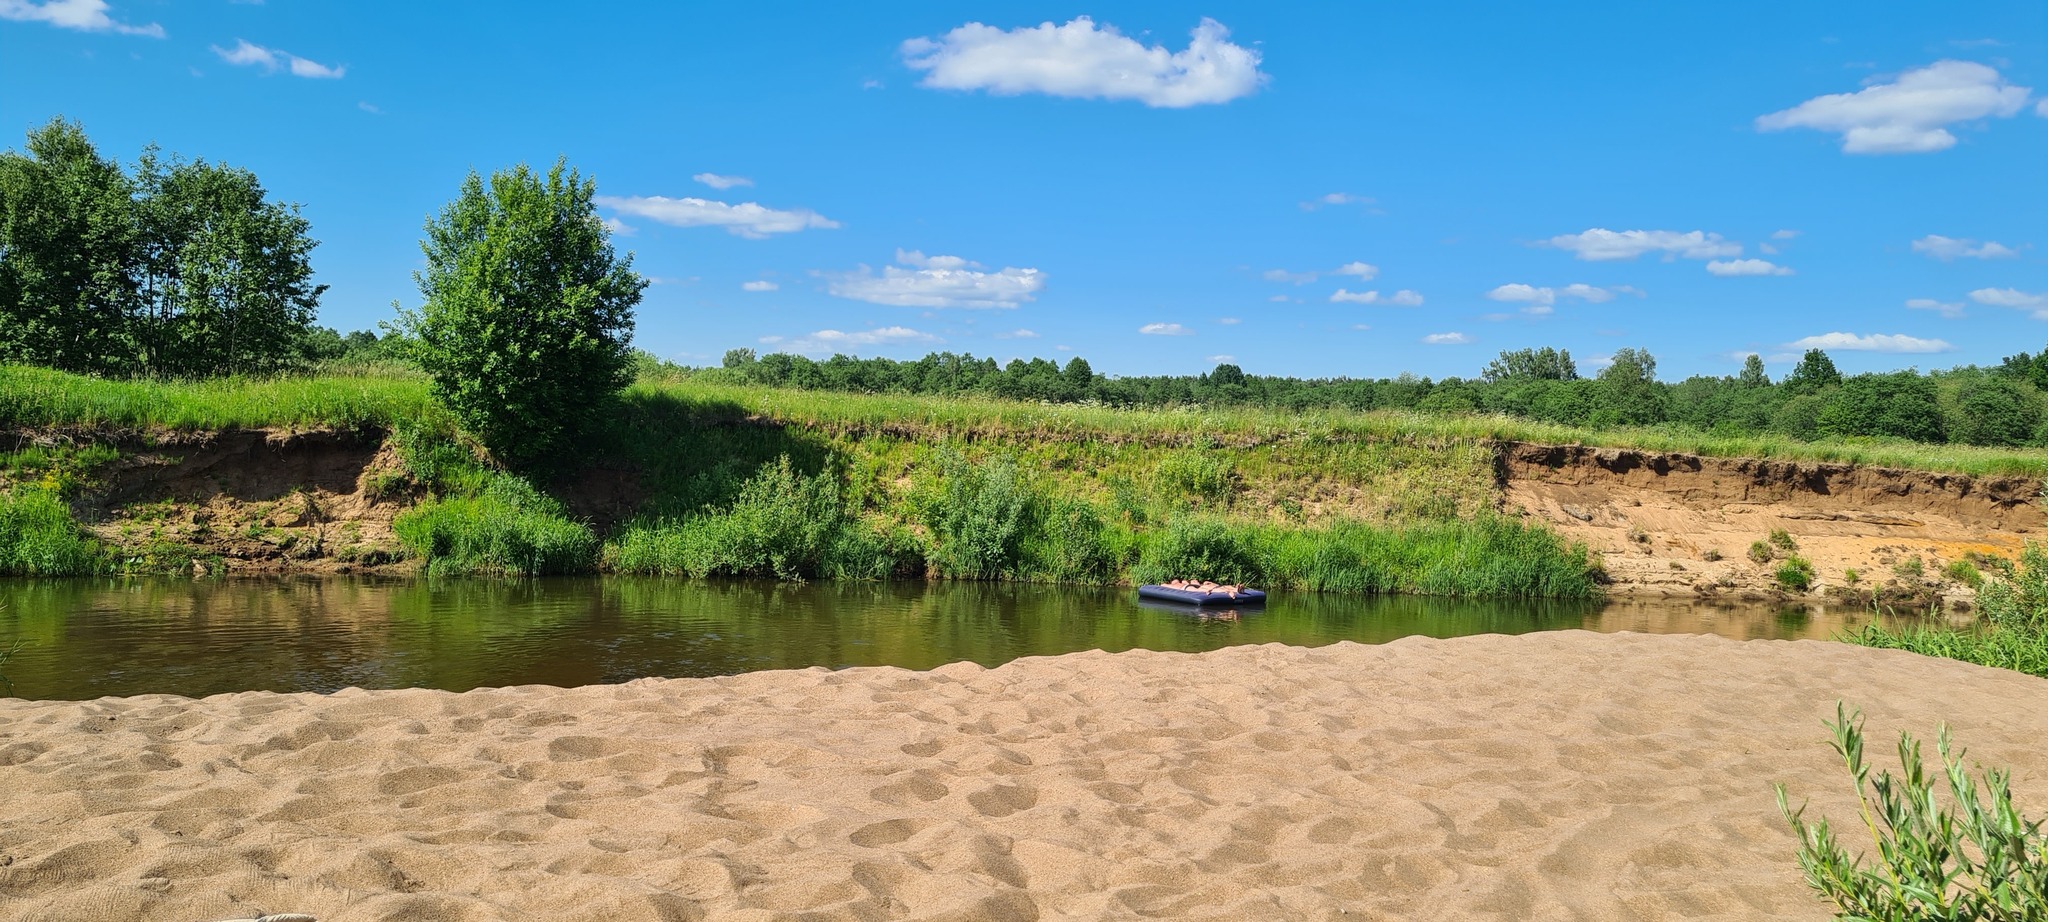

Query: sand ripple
<box><xmin>2</xmin><ymin>631</ymin><xmax>2045</xmax><ymax>921</ymax></box>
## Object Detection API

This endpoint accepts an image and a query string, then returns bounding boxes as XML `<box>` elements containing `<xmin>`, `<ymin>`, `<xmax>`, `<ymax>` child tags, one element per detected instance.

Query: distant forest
<box><xmin>698</xmin><ymin>345</ymin><xmax>2048</xmax><ymax>450</ymax></box>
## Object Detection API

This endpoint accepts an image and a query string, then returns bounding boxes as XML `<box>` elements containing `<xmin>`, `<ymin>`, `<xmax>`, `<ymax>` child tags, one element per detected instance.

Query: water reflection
<box><xmin>0</xmin><ymin>578</ymin><xmax>1897</xmax><ymax>701</ymax></box>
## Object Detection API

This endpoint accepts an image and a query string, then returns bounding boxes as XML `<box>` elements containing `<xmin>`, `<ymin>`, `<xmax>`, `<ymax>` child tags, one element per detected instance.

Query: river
<box><xmin>0</xmin><ymin>578</ymin><xmax>1889</xmax><ymax>700</ymax></box>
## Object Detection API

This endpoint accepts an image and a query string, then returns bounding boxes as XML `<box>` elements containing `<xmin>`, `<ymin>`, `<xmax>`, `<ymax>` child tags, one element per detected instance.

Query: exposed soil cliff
<box><xmin>1497</xmin><ymin>441</ymin><xmax>2045</xmax><ymax>604</ymax></box>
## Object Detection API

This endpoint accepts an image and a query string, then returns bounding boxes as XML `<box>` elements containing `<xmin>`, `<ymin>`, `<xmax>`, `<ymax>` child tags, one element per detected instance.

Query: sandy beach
<box><xmin>2</xmin><ymin>631</ymin><xmax>2044</xmax><ymax>922</ymax></box>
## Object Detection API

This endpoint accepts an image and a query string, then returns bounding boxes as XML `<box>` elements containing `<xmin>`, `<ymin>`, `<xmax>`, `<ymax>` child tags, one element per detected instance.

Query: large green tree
<box><xmin>132</xmin><ymin>150</ymin><xmax>326</xmax><ymax>376</ymax></box>
<box><xmin>0</xmin><ymin>118</ymin><xmax>139</xmax><ymax>374</ymax></box>
<box><xmin>399</xmin><ymin>160</ymin><xmax>645</xmax><ymax>472</ymax></box>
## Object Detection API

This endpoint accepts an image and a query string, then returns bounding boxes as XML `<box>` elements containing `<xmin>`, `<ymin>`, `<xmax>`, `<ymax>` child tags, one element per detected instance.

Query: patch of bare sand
<box><xmin>2</xmin><ymin>632</ymin><xmax>2045</xmax><ymax>921</ymax></box>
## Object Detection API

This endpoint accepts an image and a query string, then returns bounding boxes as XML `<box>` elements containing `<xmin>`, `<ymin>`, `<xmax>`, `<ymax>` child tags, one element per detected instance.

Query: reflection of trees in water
<box><xmin>0</xmin><ymin>578</ymin><xmax>1883</xmax><ymax>700</ymax></box>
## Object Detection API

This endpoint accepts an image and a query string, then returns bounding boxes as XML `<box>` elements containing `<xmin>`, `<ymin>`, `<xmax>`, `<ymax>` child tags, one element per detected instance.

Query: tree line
<box><xmin>0</xmin><ymin>118</ymin><xmax>326</xmax><ymax>376</ymax></box>
<box><xmin>709</xmin><ymin>344</ymin><xmax>2048</xmax><ymax>449</ymax></box>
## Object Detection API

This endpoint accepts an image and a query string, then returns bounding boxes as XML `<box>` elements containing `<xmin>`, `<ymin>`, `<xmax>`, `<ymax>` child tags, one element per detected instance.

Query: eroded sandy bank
<box><xmin>2</xmin><ymin>632</ymin><xmax>2045</xmax><ymax>922</ymax></box>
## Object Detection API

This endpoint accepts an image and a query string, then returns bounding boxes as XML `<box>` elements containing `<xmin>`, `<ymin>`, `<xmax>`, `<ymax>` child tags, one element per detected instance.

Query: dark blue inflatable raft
<box><xmin>1137</xmin><ymin>585</ymin><xmax>1266</xmax><ymax>606</ymax></box>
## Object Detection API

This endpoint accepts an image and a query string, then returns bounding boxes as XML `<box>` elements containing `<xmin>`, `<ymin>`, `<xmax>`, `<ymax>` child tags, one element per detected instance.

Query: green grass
<box><xmin>0</xmin><ymin>486</ymin><xmax>106</xmax><ymax>576</ymax></box>
<box><xmin>1844</xmin><ymin>623</ymin><xmax>2048</xmax><ymax>679</ymax></box>
<box><xmin>0</xmin><ymin>363</ymin><xmax>439</xmax><ymax>431</ymax></box>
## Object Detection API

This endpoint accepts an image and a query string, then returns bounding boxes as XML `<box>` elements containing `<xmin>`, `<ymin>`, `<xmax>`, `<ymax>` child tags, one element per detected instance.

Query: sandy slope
<box><xmin>2</xmin><ymin>632</ymin><xmax>2045</xmax><ymax>922</ymax></box>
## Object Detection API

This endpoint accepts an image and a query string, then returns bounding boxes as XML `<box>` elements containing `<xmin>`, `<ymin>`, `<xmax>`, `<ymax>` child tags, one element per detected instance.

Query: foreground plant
<box><xmin>1776</xmin><ymin>703</ymin><xmax>2045</xmax><ymax>920</ymax></box>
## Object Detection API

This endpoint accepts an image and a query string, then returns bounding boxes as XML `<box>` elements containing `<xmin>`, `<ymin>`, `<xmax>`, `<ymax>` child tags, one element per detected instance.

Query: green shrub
<box><xmin>1944</xmin><ymin>559</ymin><xmax>1985</xmax><ymax>589</ymax></box>
<box><xmin>1770</xmin><ymin>528</ymin><xmax>1799</xmax><ymax>552</ymax></box>
<box><xmin>1750</xmin><ymin>540</ymin><xmax>1776</xmax><ymax>564</ymax></box>
<box><xmin>607</xmin><ymin>457</ymin><xmax>911</xmax><ymax>581</ymax></box>
<box><xmin>1024</xmin><ymin>498</ymin><xmax>1125</xmax><ymax>583</ymax></box>
<box><xmin>1776</xmin><ymin>555</ymin><xmax>1816</xmax><ymax>591</ymax></box>
<box><xmin>1134</xmin><ymin>518</ymin><xmax>1265</xmax><ymax>587</ymax></box>
<box><xmin>925</xmin><ymin>455</ymin><xmax>1033</xmax><ymax>580</ymax></box>
<box><xmin>1845</xmin><ymin>623</ymin><xmax>2048</xmax><ymax>679</ymax></box>
<box><xmin>1778</xmin><ymin>704</ymin><xmax>2045</xmax><ymax>920</ymax></box>
<box><xmin>0</xmin><ymin>486</ymin><xmax>105</xmax><ymax>576</ymax></box>
<box><xmin>1843</xmin><ymin>568</ymin><xmax>1860</xmax><ymax>586</ymax></box>
<box><xmin>394</xmin><ymin>474</ymin><xmax>597</xmax><ymax>576</ymax></box>
<box><xmin>1894</xmin><ymin>556</ymin><xmax>1926</xmax><ymax>580</ymax></box>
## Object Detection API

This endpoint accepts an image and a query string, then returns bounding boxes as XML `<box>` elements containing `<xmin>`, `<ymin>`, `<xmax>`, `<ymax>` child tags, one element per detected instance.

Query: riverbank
<box><xmin>1</xmin><ymin>631</ymin><xmax>2042</xmax><ymax>921</ymax></box>
<box><xmin>5</xmin><ymin>366</ymin><xmax>2046</xmax><ymax>601</ymax></box>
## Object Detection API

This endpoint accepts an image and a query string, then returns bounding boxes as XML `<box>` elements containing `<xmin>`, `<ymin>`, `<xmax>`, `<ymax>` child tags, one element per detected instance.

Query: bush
<box><xmin>1845</xmin><ymin>623</ymin><xmax>2048</xmax><ymax>679</ymax></box>
<box><xmin>1945</xmin><ymin>559</ymin><xmax>1985</xmax><ymax>589</ymax></box>
<box><xmin>1770</xmin><ymin>528</ymin><xmax>1799</xmax><ymax>552</ymax></box>
<box><xmin>1135</xmin><ymin>518</ymin><xmax>1265</xmax><ymax>587</ymax></box>
<box><xmin>0</xmin><ymin>486</ymin><xmax>104</xmax><ymax>576</ymax></box>
<box><xmin>393</xmin><ymin>474</ymin><xmax>597</xmax><ymax>576</ymax></box>
<box><xmin>1894</xmin><ymin>556</ymin><xmax>1926</xmax><ymax>580</ymax></box>
<box><xmin>1156</xmin><ymin>450</ymin><xmax>1237</xmax><ymax>506</ymax></box>
<box><xmin>1778</xmin><ymin>704</ymin><xmax>2045</xmax><ymax>920</ymax></box>
<box><xmin>1750</xmin><ymin>540</ymin><xmax>1776</xmax><ymax>564</ymax></box>
<box><xmin>1776</xmin><ymin>556</ymin><xmax>1816</xmax><ymax>591</ymax></box>
<box><xmin>1024</xmin><ymin>497</ymin><xmax>1125</xmax><ymax>583</ymax></box>
<box><xmin>924</xmin><ymin>454</ymin><xmax>1033</xmax><ymax>580</ymax></box>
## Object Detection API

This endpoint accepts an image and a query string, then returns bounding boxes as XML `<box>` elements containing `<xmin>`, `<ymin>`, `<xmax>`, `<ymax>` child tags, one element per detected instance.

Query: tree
<box><xmin>131</xmin><ymin>151</ymin><xmax>325</xmax><ymax>376</ymax></box>
<box><xmin>1816</xmin><ymin>372</ymin><xmax>1944</xmax><ymax>444</ymax></box>
<box><xmin>1784</xmin><ymin>348</ymin><xmax>1841</xmax><ymax>395</ymax></box>
<box><xmin>0</xmin><ymin>117</ymin><xmax>139</xmax><ymax>374</ymax></box>
<box><xmin>398</xmin><ymin>161</ymin><xmax>645</xmax><ymax>472</ymax></box>
<box><xmin>1061</xmin><ymin>356</ymin><xmax>1094</xmax><ymax>397</ymax></box>
<box><xmin>1738</xmin><ymin>354</ymin><xmax>1770</xmax><ymax>387</ymax></box>
<box><xmin>1592</xmin><ymin>347</ymin><xmax>1665</xmax><ymax>425</ymax></box>
<box><xmin>1482</xmin><ymin>347</ymin><xmax>1578</xmax><ymax>383</ymax></box>
<box><xmin>1946</xmin><ymin>377</ymin><xmax>2041</xmax><ymax>447</ymax></box>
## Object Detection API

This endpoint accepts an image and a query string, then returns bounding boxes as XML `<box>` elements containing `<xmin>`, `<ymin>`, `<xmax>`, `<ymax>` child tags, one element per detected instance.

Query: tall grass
<box><xmin>0</xmin><ymin>487</ymin><xmax>106</xmax><ymax>576</ymax></box>
<box><xmin>0</xmin><ymin>364</ymin><xmax>437</xmax><ymax>431</ymax></box>
<box><xmin>1843</xmin><ymin>542</ymin><xmax>2048</xmax><ymax>678</ymax></box>
<box><xmin>606</xmin><ymin>456</ymin><xmax>905</xmax><ymax>580</ymax></box>
<box><xmin>394</xmin><ymin>476</ymin><xmax>597</xmax><ymax>577</ymax></box>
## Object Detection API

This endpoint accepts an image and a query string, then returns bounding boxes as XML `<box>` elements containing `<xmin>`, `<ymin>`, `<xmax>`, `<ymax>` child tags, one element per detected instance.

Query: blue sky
<box><xmin>4</xmin><ymin>2</ymin><xmax>2046</xmax><ymax>380</ymax></box>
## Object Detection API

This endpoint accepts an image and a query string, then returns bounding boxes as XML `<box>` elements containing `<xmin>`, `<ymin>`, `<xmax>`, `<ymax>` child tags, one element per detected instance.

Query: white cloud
<box><xmin>1330</xmin><ymin>289</ymin><xmax>1424</xmax><ymax>306</ymax></box>
<box><xmin>1759</xmin><ymin>242</ymin><xmax>1779</xmax><ymax>255</ymax></box>
<box><xmin>1905</xmin><ymin>298</ymin><xmax>1965</xmax><ymax>318</ymax></box>
<box><xmin>1755</xmin><ymin>60</ymin><xmax>2032</xmax><ymax>154</ymax></box>
<box><xmin>740</xmin><ymin>280</ymin><xmax>778</xmax><ymax>292</ymax></box>
<box><xmin>771</xmin><ymin>326</ymin><xmax>940</xmax><ymax>354</ymax></box>
<box><xmin>1544</xmin><ymin>228</ymin><xmax>1741</xmax><ymax>261</ymax></box>
<box><xmin>1484</xmin><ymin>283</ymin><xmax>1624</xmax><ymax>305</ymax></box>
<box><xmin>0</xmin><ymin>0</ymin><xmax>160</xmax><ymax>36</ymax></box>
<box><xmin>1422</xmin><ymin>332</ymin><xmax>1472</xmax><ymax>345</ymax></box>
<box><xmin>692</xmin><ymin>172</ymin><xmax>753</xmax><ymax>190</ymax></box>
<box><xmin>210</xmin><ymin>39</ymin><xmax>345</xmax><ymax>78</ymax></box>
<box><xmin>1771</xmin><ymin>229</ymin><xmax>1800</xmax><ymax>240</ymax></box>
<box><xmin>2038</xmin><ymin>98</ymin><xmax>2048</xmax><ymax>117</ymax></box>
<box><xmin>1706</xmin><ymin>258</ymin><xmax>1794</xmax><ymax>276</ymax></box>
<box><xmin>1217</xmin><ymin>317</ymin><xmax>1241</xmax><ymax>325</ymax></box>
<box><xmin>1351</xmin><ymin>324</ymin><xmax>1372</xmax><ymax>331</ymax></box>
<box><xmin>595</xmin><ymin>195</ymin><xmax>839</xmax><ymax>239</ymax></box>
<box><xmin>901</xmin><ymin>16</ymin><xmax>1265</xmax><ymax>108</ymax></box>
<box><xmin>1261</xmin><ymin>268</ymin><xmax>1317</xmax><ymax>285</ymax></box>
<box><xmin>357</xmin><ymin>101</ymin><xmax>382</xmax><ymax>115</ymax></box>
<box><xmin>995</xmin><ymin>328</ymin><xmax>1039</xmax><ymax>339</ymax></box>
<box><xmin>1207</xmin><ymin>354</ymin><xmax>1235</xmax><ymax>363</ymax></box>
<box><xmin>827</xmin><ymin>250</ymin><xmax>1044</xmax><ymax>308</ymax></box>
<box><xmin>1266</xmin><ymin>294</ymin><xmax>1291</xmax><ymax>303</ymax></box>
<box><xmin>1333</xmin><ymin>261</ymin><xmax>1378</xmax><ymax>279</ymax></box>
<box><xmin>1139</xmin><ymin>322</ymin><xmax>1192</xmax><ymax>336</ymax></box>
<box><xmin>1911</xmin><ymin>234</ymin><xmax>2020</xmax><ymax>260</ymax></box>
<box><xmin>601</xmin><ymin>217</ymin><xmax>635</xmax><ymax>236</ymax></box>
<box><xmin>1785</xmin><ymin>332</ymin><xmax>1954</xmax><ymax>353</ymax></box>
<box><xmin>1300</xmin><ymin>192</ymin><xmax>1375</xmax><ymax>211</ymax></box>
<box><xmin>1970</xmin><ymin>287</ymin><xmax>2048</xmax><ymax>316</ymax></box>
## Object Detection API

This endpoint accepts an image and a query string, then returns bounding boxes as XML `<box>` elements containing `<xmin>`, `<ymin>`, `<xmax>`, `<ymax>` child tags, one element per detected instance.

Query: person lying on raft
<box><xmin>1162</xmin><ymin>579</ymin><xmax>1249</xmax><ymax>597</ymax></box>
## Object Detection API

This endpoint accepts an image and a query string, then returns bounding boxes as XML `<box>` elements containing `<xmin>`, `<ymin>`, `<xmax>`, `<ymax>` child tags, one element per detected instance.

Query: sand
<box><xmin>2</xmin><ymin>632</ymin><xmax>2045</xmax><ymax>922</ymax></box>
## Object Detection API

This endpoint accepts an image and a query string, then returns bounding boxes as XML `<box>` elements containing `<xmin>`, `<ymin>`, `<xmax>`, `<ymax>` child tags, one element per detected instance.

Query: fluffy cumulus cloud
<box><xmin>827</xmin><ymin>250</ymin><xmax>1044</xmax><ymax>308</ymax></box>
<box><xmin>1422</xmin><ymin>332</ymin><xmax>1472</xmax><ymax>345</ymax></box>
<box><xmin>1755</xmin><ymin>60</ymin><xmax>2033</xmax><ymax>154</ymax></box>
<box><xmin>211</xmin><ymin>39</ymin><xmax>345</xmax><ymax>78</ymax></box>
<box><xmin>692</xmin><ymin>172</ymin><xmax>752</xmax><ymax>190</ymax></box>
<box><xmin>1971</xmin><ymin>288</ymin><xmax>2048</xmax><ymax>317</ymax></box>
<box><xmin>1139</xmin><ymin>322</ymin><xmax>1192</xmax><ymax>336</ymax></box>
<box><xmin>1785</xmin><ymin>332</ymin><xmax>1955</xmax><ymax>353</ymax></box>
<box><xmin>1705</xmin><ymin>258</ymin><xmax>1794</xmax><ymax>276</ymax></box>
<box><xmin>740</xmin><ymin>280</ymin><xmax>778</xmax><ymax>292</ymax></box>
<box><xmin>595</xmin><ymin>195</ymin><xmax>839</xmax><ymax>239</ymax></box>
<box><xmin>1333</xmin><ymin>262</ymin><xmax>1378</xmax><ymax>279</ymax></box>
<box><xmin>766</xmin><ymin>326</ymin><xmax>939</xmax><ymax>355</ymax></box>
<box><xmin>1911</xmin><ymin>234</ymin><xmax>2020</xmax><ymax>260</ymax></box>
<box><xmin>1484</xmin><ymin>283</ymin><xmax>1631</xmax><ymax>306</ymax></box>
<box><xmin>0</xmin><ymin>0</ymin><xmax>161</xmax><ymax>36</ymax></box>
<box><xmin>900</xmin><ymin>16</ymin><xmax>1265</xmax><ymax>108</ymax></box>
<box><xmin>1906</xmin><ymin>298</ymin><xmax>1965</xmax><ymax>318</ymax></box>
<box><xmin>1330</xmin><ymin>289</ymin><xmax>1423</xmax><ymax>306</ymax></box>
<box><xmin>1544</xmin><ymin>228</ymin><xmax>1741</xmax><ymax>261</ymax></box>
